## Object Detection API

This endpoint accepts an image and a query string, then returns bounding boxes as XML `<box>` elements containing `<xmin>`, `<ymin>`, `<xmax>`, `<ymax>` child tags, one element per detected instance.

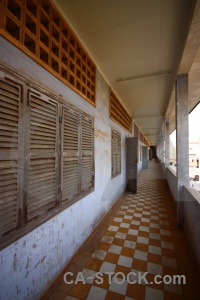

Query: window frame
<box><xmin>0</xmin><ymin>66</ymin><xmax>94</xmax><ymax>250</ymax></box>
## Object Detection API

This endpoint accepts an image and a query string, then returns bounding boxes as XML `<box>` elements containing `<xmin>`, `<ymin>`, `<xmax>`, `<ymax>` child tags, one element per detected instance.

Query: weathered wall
<box><xmin>0</xmin><ymin>37</ymin><xmax>131</xmax><ymax>299</ymax></box>
<box><xmin>183</xmin><ymin>186</ymin><xmax>200</xmax><ymax>270</ymax></box>
<box><xmin>137</xmin><ymin>161</ymin><xmax>142</xmax><ymax>173</ymax></box>
<box><xmin>137</xmin><ymin>142</ymin><xmax>143</xmax><ymax>173</ymax></box>
<box><xmin>166</xmin><ymin>166</ymin><xmax>178</xmax><ymax>203</ymax></box>
<box><xmin>160</xmin><ymin>162</ymin><xmax>165</xmax><ymax>177</ymax></box>
<box><xmin>166</xmin><ymin>166</ymin><xmax>200</xmax><ymax>270</ymax></box>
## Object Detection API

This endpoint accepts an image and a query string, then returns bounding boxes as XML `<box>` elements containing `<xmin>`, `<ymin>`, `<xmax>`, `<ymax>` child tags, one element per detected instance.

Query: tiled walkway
<box><xmin>47</xmin><ymin>160</ymin><xmax>200</xmax><ymax>300</ymax></box>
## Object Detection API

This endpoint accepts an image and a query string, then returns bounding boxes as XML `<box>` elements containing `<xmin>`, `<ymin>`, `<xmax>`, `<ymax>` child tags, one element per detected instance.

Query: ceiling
<box><xmin>52</xmin><ymin>0</ymin><xmax>199</xmax><ymax>145</ymax></box>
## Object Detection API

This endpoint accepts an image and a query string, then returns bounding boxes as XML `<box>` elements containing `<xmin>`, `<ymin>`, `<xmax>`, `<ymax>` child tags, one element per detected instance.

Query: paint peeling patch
<box><xmin>26</xmin><ymin>257</ymin><xmax>30</xmax><ymax>269</ymax></box>
<box><xmin>99</xmin><ymin>150</ymin><xmax>109</xmax><ymax>160</ymax></box>
<box><xmin>32</xmin><ymin>244</ymin><xmax>38</xmax><ymax>249</ymax></box>
<box><xmin>16</xmin><ymin>286</ymin><xmax>20</xmax><ymax>295</ymax></box>
<box><xmin>34</xmin><ymin>256</ymin><xmax>46</xmax><ymax>269</ymax></box>
<box><xmin>94</xmin><ymin>129</ymin><xmax>109</xmax><ymax>142</ymax></box>
<box><xmin>13</xmin><ymin>253</ymin><xmax>17</xmax><ymax>272</ymax></box>
<box><xmin>25</xmin><ymin>270</ymin><xmax>29</xmax><ymax>279</ymax></box>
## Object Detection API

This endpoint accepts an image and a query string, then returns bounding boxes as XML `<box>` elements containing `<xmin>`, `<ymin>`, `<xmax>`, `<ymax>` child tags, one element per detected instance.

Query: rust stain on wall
<box><xmin>95</xmin><ymin>129</ymin><xmax>109</xmax><ymax>142</ymax></box>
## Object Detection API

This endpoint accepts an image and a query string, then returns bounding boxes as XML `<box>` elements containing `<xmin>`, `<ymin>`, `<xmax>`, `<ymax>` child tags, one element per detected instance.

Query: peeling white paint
<box><xmin>0</xmin><ymin>37</ymin><xmax>131</xmax><ymax>299</ymax></box>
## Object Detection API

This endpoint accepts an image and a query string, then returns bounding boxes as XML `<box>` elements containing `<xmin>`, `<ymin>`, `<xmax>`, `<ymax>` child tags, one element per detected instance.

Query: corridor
<box><xmin>45</xmin><ymin>160</ymin><xmax>200</xmax><ymax>300</ymax></box>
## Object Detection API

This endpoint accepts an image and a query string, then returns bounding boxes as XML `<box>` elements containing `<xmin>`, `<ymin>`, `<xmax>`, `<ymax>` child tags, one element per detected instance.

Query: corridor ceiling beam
<box><xmin>116</xmin><ymin>70</ymin><xmax>171</xmax><ymax>82</ymax></box>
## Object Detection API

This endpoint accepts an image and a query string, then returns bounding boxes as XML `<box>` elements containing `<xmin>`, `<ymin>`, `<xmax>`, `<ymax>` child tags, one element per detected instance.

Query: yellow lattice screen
<box><xmin>110</xmin><ymin>89</ymin><xmax>132</xmax><ymax>132</ymax></box>
<box><xmin>0</xmin><ymin>0</ymin><xmax>96</xmax><ymax>105</ymax></box>
<box><xmin>134</xmin><ymin>123</ymin><xmax>149</xmax><ymax>146</ymax></box>
<box><xmin>140</xmin><ymin>132</ymin><xmax>144</xmax><ymax>143</ymax></box>
<box><xmin>134</xmin><ymin>123</ymin><xmax>139</xmax><ymax>138</ymax></box>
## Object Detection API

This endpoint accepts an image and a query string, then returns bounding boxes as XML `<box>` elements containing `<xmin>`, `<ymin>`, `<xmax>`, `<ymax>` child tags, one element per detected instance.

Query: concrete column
<box><xmin>165</xmin><ymin>119</ymin><xmax>170</xmax><ymax>168</ymax></box>
<box><xmin>162</xmin><ymin>127</ymin><xmax>165</xmax><ymax>166</ymax></box>
<box><xmin>162</xmin><ymin>126</ymin><xmax>166</xmax><ymax>174</ymax></box>
<box><xmin>160</xmin><ymin>129</ymin><xmax>165</xmax><ymax>163</ymax></box>
<box><xmin>176</xmin><ymin>74</ymin><xmax>189</xmax><ymax>226</ymax></box>
<box><xmin>157</xmin><ymin>141</ymin><xmax>160</xmax><ymax>160</ymax></box>
<box><xmin>157</xmin><ymin>139</ymin><xmax>161</xmax><ymax>161</ymax></box>
<box><xmin>158</xmin><ymin>130</ymin><xmax>165</xmax><ymax>175</ymax></box>
<box><xmin>162</xmin><ymin>129</ymin><xmax>165</xmax><ymax>163</ymax></box>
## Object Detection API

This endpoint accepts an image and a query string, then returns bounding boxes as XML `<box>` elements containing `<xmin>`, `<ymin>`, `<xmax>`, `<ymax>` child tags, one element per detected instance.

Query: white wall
<box><xmin>166</xmin><ymin>167</ymin><xmax>178</xmax><ymax>203</ymax></box>
<box><xmin>166</xmin><ymin>166</ymin><xmax>200</xmax><ymax>270</ymax></box>
<box><xmin>183</xmin><ymin>186</ymin><xmax>200</xmax><ymax>269</ymax></box>
<box><xmin>137</xmin><ymin>143</ymin><xmax>142</xmax><ymax>173</ymax></box>
<box><xmin>0</xmin><ymin>37</ymin><xmax>131</xmax><ymax>299</ymax></box>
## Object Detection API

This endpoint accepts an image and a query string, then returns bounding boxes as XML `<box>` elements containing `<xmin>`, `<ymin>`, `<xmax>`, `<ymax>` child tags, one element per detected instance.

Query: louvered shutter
<box><xmin>112</xmin><ymin>130</ymin><xmax>117</xmax><ymax>176</ymax></box>
<box><xmin>81</xmin><ymin>115</ymin><xmax>94</xmax><ymax>192</ymax></box>
<box><xmin>0</xmin><ymin>77</ymin><xmax>22</xmax><ymax>236</ymax></box>
<box><xmin>116</xmin><ymin>132</ymin><xmax>121</xmax><ymax>174</ymax></box>
<box><xmin>25</xmin><ymin>89</ymin><xmax>59</xmax><ymax>222</ymax></box>
<box><xmin>61</xmin><ymin>107</ymin><xmax>79</xmax><ymax>202</ymax></box>
<box><xmin>112</xmin><ymin>129</ymin><xmax>121</xmax><ymax>177</ymax></box>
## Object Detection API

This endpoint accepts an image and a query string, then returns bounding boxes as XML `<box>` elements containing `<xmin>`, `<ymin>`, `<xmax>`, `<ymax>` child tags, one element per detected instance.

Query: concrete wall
<box><xmin>183</xmin><ymin>186</ymin><xmax>200</xmax><ymax>269</ymax></box>
<box><xmin>137</xmin><ymin>161</ymin><xmax>142</xmax><ymax>173</ymax></box>
<box><xmin>160</xmin><ymin>162</ymin><xmax>166</xmax><ymax>177</ymax></box>
<box><xmin>165</xmin><ymin>167</ymin><xmax>178</xmax><ymax>203</ymax></box>
<box><xmin>0</xmin><ymin>37</ymin><xmax>131</xmax><ymax>299</ymax></box>
<box><xmin>166</xmin><ymin>166</ymin><xmax>200</xmax><ymax>270</ymax></box>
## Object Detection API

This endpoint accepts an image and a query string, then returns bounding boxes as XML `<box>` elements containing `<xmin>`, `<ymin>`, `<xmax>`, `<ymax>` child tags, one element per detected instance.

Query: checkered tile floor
<box><xmin>47</xmin><ymin>161</ymin><xmax>200</xmax><ymax>300</ymax></box>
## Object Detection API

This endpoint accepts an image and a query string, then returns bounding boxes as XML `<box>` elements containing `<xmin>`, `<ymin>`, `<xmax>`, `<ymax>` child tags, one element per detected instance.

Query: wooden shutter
<box><xmin>25</xmin><ymin>89</ymin><xmax>59</xmax><ymax>222</ymax></box>
<box><xmin>112</xmin><ymin>129</ymin><xmax>117</xmax><ymax>176</ymax></box>
<box><xmin>116</xmin><ymin>132</ymin><xmax>121</xmax><ymax>174</ymax></box>
<box><xmin>61</xmin><ymin>107</ymin><xmax>79</xmax><ymax>202</ymax></box>
<box><xmin>112</xmin><ymin>129</ymin><xmax>121</xmax><ymax>177</ymax></box>
<box><xmin>81</xmin><ymin>115</ymin><xmax>94</xmax><ymax>192</ymax></box>
<box><xmin>0</xmin><ymin>76</ymin><xmax>22</xmax><ymax>236</ymax></box>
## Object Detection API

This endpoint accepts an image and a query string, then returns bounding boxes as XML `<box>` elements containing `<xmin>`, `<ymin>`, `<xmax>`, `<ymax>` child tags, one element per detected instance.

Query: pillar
<box><xmin>165</xmin><ymin>119</ymin><xmax>170</xmax><ymax>168</ymax></box>
<box><xmin>176</xmin><ymin>74</ymin><xmax>189</xmax><ymax>226</ymax></box>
